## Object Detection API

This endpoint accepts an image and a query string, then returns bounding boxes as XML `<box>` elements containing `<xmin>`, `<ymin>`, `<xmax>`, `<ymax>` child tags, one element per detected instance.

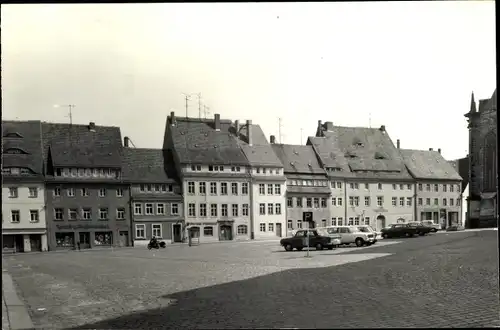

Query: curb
<box><xmin>2</xmin><ymin>272</ymin><xmax>34</xmax><ymax>330</ymax></box>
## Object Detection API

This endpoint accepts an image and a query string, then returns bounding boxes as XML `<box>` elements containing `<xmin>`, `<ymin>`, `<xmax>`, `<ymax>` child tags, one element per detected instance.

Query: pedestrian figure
<box><xmin>77</xmin><ymin>241</ymin><xmax>81</xmax><ymax>251</ymax></box>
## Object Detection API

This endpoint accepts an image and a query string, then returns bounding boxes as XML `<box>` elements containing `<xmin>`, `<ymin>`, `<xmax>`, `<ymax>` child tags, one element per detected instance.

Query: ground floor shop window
<box><xmin>237</xmin><ymin>225</ymin><xmax>248</xmax><ymax>235</ymax></box>
<box><xmin>3</xmin><ymin>235</ymin><xmax>15</xmax><ymax>249</ymax></box>
<box><xmin>203</xmin><ymin>226</ymin><xmax>213</xmax><ymax>236</ymax></box>
<box><xmin>152</xmin><ymin>224</ymin><xmax>162</xmax><ymax>238</ymax></box>
<box><xmin>56</xmin><ymin>232</ymin><xmax>75</xmax><ymax>247</ymax></box>
<box><xmin>94</xmin><ymin>232</ymin><xmax>112</xmax><ymax>245</ymax></box>
<box><xmin>189</xmin><ymin>226</ymin><xmax>200</xmax><ymax>238</ymax></box>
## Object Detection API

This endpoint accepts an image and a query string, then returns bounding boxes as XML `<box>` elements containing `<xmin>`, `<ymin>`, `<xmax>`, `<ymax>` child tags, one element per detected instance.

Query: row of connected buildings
<box><xmin>2</xmin><ymin>111</ymin><xmax>466</xmax><ymax>252</ymax></box>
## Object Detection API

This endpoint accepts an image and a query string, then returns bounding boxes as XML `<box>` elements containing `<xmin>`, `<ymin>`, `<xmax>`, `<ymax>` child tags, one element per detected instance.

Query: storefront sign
<box><xmin>55</xmin><ymin>224</ymin><xmax>110</xmax><ymax>230</ymax></box>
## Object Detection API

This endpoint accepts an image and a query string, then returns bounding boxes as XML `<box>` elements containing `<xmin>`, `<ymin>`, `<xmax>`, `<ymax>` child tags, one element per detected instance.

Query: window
<box><xmin>188</xmin><ymin>203</ymin><xmax>196</xmax><ymax>217</ymax></box>
<box><xmin>337</xmin><ymin>197</ymin><xmax>343</xmax><ymax>206</ymax></box>
<box><xmin>354</xmin><ymin>196</ymin><xmax>360</xmax><ymax>206</ymax></box>
<box><xmin>232</xmin><ymin>204</ymin><xmax>239</xmax><ymax>217</ymax></box>
<box><xmin>365</xmin><ymin>183</ymin><xmax>369</xmax><ymax>190</ymax></box>
<box><xmin>154</xmin><ymin>184</ymin><xmax>161</xmax><ymax>192</ymax></box>
<box><xmin>337</xmin><ymin>182</ymin><xmax>342</xmax><ymax>189</ymax></box>
<box><xmin>259</xmin><ymin>184</ymin><xmax>265</xmax><ymax>195</ymax></box>
<box><xmin>242</xmin><ymin>183</ymin><xmax>249</xmax><ymax>195</ymax></box>
<box><xmin>442</xmin><ymin>198</ymin><xmax>448</xmax><ymax>206</ymax></box>
<box><xmin>237</xmin><ymin>225</ymin><xmax>248</xmax><ymax>235</ymax></box>
<box><xmin>140</xmin><ymin>184</ymin><xmax>146</xmax><ymax>192</ymax></box>
<box><xmin>434</xmin><ymin>184</ymin><xmax>439</xmax><ymax>192</ymax></box>
<box><xmin>242</xmin><ymin>204</ymin><xmax>249</xmax><ymax>216</ymax></box>
<box><xmin>221</xmin><ymin>204</ymin><xmax>228</xmax><ymax>217</ymax></box>
<box><xmin>418</xmin><ymin>184</ymin><xmax>423</xmax><ymax>191</ymax></box>
<box><xmin>268</xmin><ymin>203</ymin><xmax>274</xmax><ymax>215</ymax></box>
<box><xmin>426</xmin><ymin>184</ymin><xmax>431</xmax><ymax>192</ymax></box>
<box><xmin>190</xmin><ymin>227</ymin><xmax>200</xmax><ymax>238</ymax></box>
<box><xmin>392</xmin><ymin>197</ymin><xmax>397</xmax><ymax>206</ymax></box>
<box><xmin>231</xmin><ymin>183</ymin><xmax>238</xmax><ymax>195</ymax></box>
<box><xmin>393</xmin><ymin>184</ymin><xmax>397</xmax><ymax>190</ymax></box>
<box><xmin>350</xmin><ymin>183</ymin><xmax>355</xmax><ymax>189</ymax></box>
<box><xmin>210</xmin><ymin>204</ymin><xmax>218</xmax><ymax>217</ymax></box>
<box><xmin>135</xmin><ymin>224</ymin><xmax>146</xmax><ymax>239</ymax></box>
<box><xmin>377</xmin><ymin>196</ymin><xmax>383</xmax><ymax>207</ymax></box>
<box><xmin>146</xmin><ymin>184</ymin><xmax>152</xmax><ymax>192</ymax></box>
<box><xmin>297</xmin><ymin>220</ymin><xmax>303</xmax><ymax>228</ymax></box>
<box><xmin>28</xmin><ymin>187</ymin><xmax>38</xmax><ymax>198</ymax></box>
<box><xmin>354</xmin><ymin>217</ymin><xmax>360</xmax><ymax>225</ymax></box>
<box><xmin>406</xmin><ymin>197</ymin><xmax>412</xmax><ymax>207</ymax></box>
<box><xmin>99</xmin><ymin>208</ymin><xmax>108</xmax><ymax>220</ymax></box>
<box><xmin>418</xmin><ymin>198</ymin><xmax>423</xmax><ymax>206</ymax></box>
<box><xmin>259</xmin><ymin>203</ymin><xmax>266</xmax><ymax>215</ymax></box>
<box><xmin>314</xmin><ymin>197</ymin><xmax>319</xmax><ymax>209</ymax></box>
<box><xmin>188</xmin><ymin>182</ymin><xmax>195</xmax><ymax>194</ymax></box>
<box><xmin>267</xmin><ymin>223</ymin><xmax>274</xmax><ymax>232</ymax></box>
<box><xmin>287</xmin><ymin>220</ymin><xmax>293</xmax><ymax>229</ymax></box>
<box><xmin>434</xmin><ymin>198</ymin><xmax>439</xmax><ymax>206</ymax></box>
<box><xmin>348</xmin><ymin>217</ymin><xmax>354</xmax><ymax>225</ymax></box>
<box><xmin>274</xmin><ymin>184</ymin><xmax>281</xmax><ymax>195</ymax></box>
<box><xmin>378</xmin><ymin>183</ymin><xmax>382</xmax><ymax>190</ymax></box>
<box><xmin>400</xmin><ymin>184</ymin><xmax>404</xmax><ymax>190</ymax></box>
<box><xmin>10</xmin><ymin>210</ymin><xmax>20</xmax><ymax>223</ymax></box>
<box><xmin>116</xmin><ymin>188</ymin><xmax>124</xmax><ymax>197</ymax></box>
<box><xmin>134</xmin><ymin>203</ymin><xmax>142</xmax><ymax>215</ymax></box>
<box><xmin>152</xmin><ymin>224</ymin><xmax>162</xmax><ymax>238</ymax></box>
<box><xmin>364</xmin><ymin>217</ymin><xmax>370</xmax><ymax>225</ymax></box>
<box><xmin>171</xmin><ymin>203</ymin><xmax>179</xmax><ymax>215</ymax></box>
<box><xmin>199</xmin><ymin>182</ymin><xmax>206</xmax><ymax>194</ymax></box>
<box><xmin>337</xmin><ymin>217</ymin><xmax>343</xmax><ymax>226</ymax></box>
<box><xmin>297</xmin><ymin>197</ymin><xmax>303</xmax><ymax>207</ymax></box>
<box><xmin>364</xmin><ymin>196</ymin><xmax>370</xmax><ymax>206</ymax></box>
<box><xmin>443</xmin><ymin>184</ymin><xmax>447</xmax><ymax>192</ymax></box>
<box><xmin>321</xmin><ymin>219</ymin><xmax>327</xmax><ymax>227</ymax></box>
<box><xmin>210</xmin><ymin>182</ymin><xmax>217</xmax><ymax>195</ymax></box>
<box><xmin>81</xmin><ymin>188</ymin><xmax>89</xmax><ymax>197</ymax></box>
<box><xmin>221</xmin><ymin>182</ymin><xmax>228</xmax><ymax>195</ymax></box>
<box><xmin>450</xmin><ymin>184</ymin><xmax>454</xmax><ymax>192</ymax></box>
<box><xmin>426</xmin><ymin>198</ymin><xmax>431</xmax><ymax>205</ymax></box>
<box><xmin>30</xmin><ymin>210</ymin><xmax>39</xmax><ymax>222</ymax></box>
<box><xmin>330</xmin><ymin>182</ymin><xmax>335</xmax><ymax>188</ymax></box>
<box><xmin>287</xmin><ymin>198</ymin><xmax>293</xmax><ymax>207</ymax></box>
<box><xmin>260</xmin><ymin>223</ymin><xmax>266</xmax><ymax>232</ymax></box>
<box><xmin>199</xmin><ymin>203</ymin><xmax>207</xmax><ymax>217</ymax></box>
<box><xmin>267</xmin><ymin>184</ymin><xmax>273</xmax><ymax>195</ymax></box>
<box><xmin>68</xmin><ymin>209</ymin><xmax>78</xmax><ymax>220</ymax></box>
<box><xmin>321</xmin><ymin>198</ymin><xmax>327</xmax><ymax>208</ymax></box>
<box><xmin>203</xmin><ymin>226</ymin><xmax>214</xmax><ymax>236</ymax></box>
<box><xmin>157</xmin><ymin>203</ymin><xmax>165</xmax><ymax>215</ymax></box>
<box><xmin>145</xmin><ymin>203</ymin><xmax>154</xmax><ymax>215</ymax></box>
<box><xmin>450</xmin><ymin>198</ymin><xmax>454</xmax><ymax>206</ymax></box>
<box><xmin>54</xmin><ymin>208</ymin><xmax>64</xmax><ymax>220</ymax></box>
<box><xmin>116</xmin><ymin>208</ymin><xmax>125</xmax><ymax>220</ymax></box>
<box><xmin>456</xmin><ymin>198</ymin><xmax>461</xmax><ymax>206</ymax></box>
<box><xmin>209</xmin><ymin>165</ymin><xmax>214</xmax><ymax>172</ymax></box>
<box><xmin>161</xmin><ymin>184</ymin><xmax>167</xmax><ymax>192</ymax></box>
<box><xmin>399</xmin><ymin>197</ymin><xmax>404</xmax><ymax>207</ymax></box>
<box><xmin>456</xmin><ymin>184</ymin><xmax>460</xmax><ymax>192</ymax></box>
<box><xmin>332</xmin><ymin>197</ymin><xmax>337</xmax><ymax>206</ymax></box>
<box><xmin>99</xmin><ymin>188</ymin><xmax>106</xmax><ymax>197</ymax></box>
<box><xmin>8</xmin><ymin>187</ymin><xmax>18</xmax><ymax>198</ymax></box>
<box><xmin>407</xmin><ymin>184</ymin><xmax>412</xmax><ymax>190</ymax></box>
<box><xmin>82</xmin><ymin>208</ymin><xmax>91</xmax><ymax>220</ymax></box>
<box><xmin>275</xmin><ymin>204</ymin><xmax>282</xmax><ymax>215</ymax></box>
<box><xmin>331</xmin><ymin>217</ymin><xmax>337</xmax><ymax>226</ymax></box>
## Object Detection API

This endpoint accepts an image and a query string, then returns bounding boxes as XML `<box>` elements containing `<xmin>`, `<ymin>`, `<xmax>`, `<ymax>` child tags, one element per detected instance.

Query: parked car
<box><xmin>407</xmin><ymin>222</ymin><xmax>433</xmax><ymax>236</ymax></box>
<box><xmin>357</xmin><ymin>225</ymin><xmax>378</xmax><ymax>243</ymax></box>
<box><xmin>421</xmin><ymin>220</ymin><xmax>441</xmax><ymax>232</ymax></box>
<box><xmin>315</xmin><ymin>227</ymin><xmax>342</xmax><ymax>247</ymax></box>
<box><xmin>280</xmin><ymin>229</ymin><xmax>335</xmax><ymax>251</ymax></box>
<box><xmin>380</xmin><ymin>224</ymin><xmax>418</xmax><ymax>238</ymax></box>
<box><xmin>325</xmin><ymin>226</ymin><xmax>377</xmax><ymax>247</ymax></box>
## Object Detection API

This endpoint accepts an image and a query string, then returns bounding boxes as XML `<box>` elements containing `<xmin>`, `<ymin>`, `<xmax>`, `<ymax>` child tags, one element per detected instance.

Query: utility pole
<box><xmin>54</xmin><ymin>104</ymin><xmax>76</xmax><ymax>125</ymax></box>
<box><xmin>278</xmin><ymin>118</ymin><xmax>283</xmax><ymax>144</ymax></box>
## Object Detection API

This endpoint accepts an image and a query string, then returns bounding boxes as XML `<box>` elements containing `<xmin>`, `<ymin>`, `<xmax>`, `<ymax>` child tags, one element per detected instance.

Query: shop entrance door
<box><xmin>79</xmin><ymin>232</ymin><xmax>91</xmax><ymax>249</ymax></box>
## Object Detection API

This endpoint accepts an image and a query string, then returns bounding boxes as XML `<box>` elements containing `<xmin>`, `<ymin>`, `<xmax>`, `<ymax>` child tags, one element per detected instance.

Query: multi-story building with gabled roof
<box><xmin>399</xmin><ymin>148</ymin><xmax>463</xmax><ymax>229</ymax></box>
<box><xmin>2</xmin><ymin>120</ymin><xmax>48</xmax><ymax>252</ymax></box>
<box><xmin>308</xmin><ymin>121</ymin><xmax>415</xmax><ymax>230</ymax></box>
<box><xmin>41</xmin><ymin>121</ymin><xmax>131</xmax><ymax>250</ymax></box>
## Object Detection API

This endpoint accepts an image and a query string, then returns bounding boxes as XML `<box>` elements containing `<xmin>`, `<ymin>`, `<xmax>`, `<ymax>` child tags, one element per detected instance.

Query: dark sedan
<box><xmin>280</xmin><ymin>229</ymin><xmax>334</xmax><ymax>251</ymax></box>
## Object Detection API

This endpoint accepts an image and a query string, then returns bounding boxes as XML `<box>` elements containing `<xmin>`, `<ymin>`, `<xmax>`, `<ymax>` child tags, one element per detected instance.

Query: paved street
<box><xmin>3</xmin><ymin>230</ymin><xmax>499</xmax><ymax>329</ymax></box>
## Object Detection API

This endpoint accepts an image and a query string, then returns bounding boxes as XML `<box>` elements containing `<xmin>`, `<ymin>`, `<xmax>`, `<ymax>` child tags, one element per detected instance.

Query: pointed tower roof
<box><xmin>470</xmin><ymin>91</ymin><xmax>477</xmax><ymax>113</ymax></box>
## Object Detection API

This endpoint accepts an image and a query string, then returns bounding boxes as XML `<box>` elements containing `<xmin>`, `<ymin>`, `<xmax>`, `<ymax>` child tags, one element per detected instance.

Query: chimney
<box><xmin>379</xmin><ymin>125</ymin><xmax>386</xmax><ymax>132</ymax></box>
<box><xmin>396</xmin><ymin>139</ymin><xmax>400</xmax><ymax>149</ymax></box>
<box><xmin>88</xmin><ymin>122</ymin><xmax>96</xmax><ymax>132</ymax></box>
<box><xmin>270</xmin><ymin>135</ymin><xmax>276</xmax><ymax>144</ymax></box>
<box><xmin>317</xmin><ymin>120</ymin><xmax>323</xmax><ymax>137</ymax></box>
<box><xmin>246</xmin><ymin>120</ymin><xmax>253</xmax><ymax>146</ymax></box>
<box><xmin>325</xmin><ymin>121</ymin><xmax>334</xmax><ymax>132</ymax></box>
<box><xmin>124</xmin><ymin>136</ymin><xmax>130</xmax><ymax>147</ymax></box>
<box><xmin>235</xmin><ymin>120</ymin><xmax>240</xmax><ymax>134</ymax></box>
<box><xmin>429</xmin><ymin>148</ymin><xmax>433</xmax><ymax>151</ymax></box>
<box><xmin>438</xmin><ymin>148</ymin><xmax>441</xmax><ymax>154</ymax></box>
<box><xmin>170</xmin><ymin>111</ymin><xmax>176</xmax><ymax>126</ymax></box>
<box><xmin>214</xmin><ymin>114</ymin><xmax>221</xmax><ymax>131</ymax></box>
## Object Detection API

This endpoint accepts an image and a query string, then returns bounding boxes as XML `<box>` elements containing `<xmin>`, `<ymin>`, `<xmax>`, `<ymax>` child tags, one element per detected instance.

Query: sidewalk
<box><xmin>2</xmin><ymin>267</ymin><xmax>34</xmax><ymax>330</ymax></box>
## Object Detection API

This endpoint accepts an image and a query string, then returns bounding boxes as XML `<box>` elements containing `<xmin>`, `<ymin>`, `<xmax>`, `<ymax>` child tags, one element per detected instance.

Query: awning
<box><xmin>481</xmin><ymin>192</ymin><xmax>497</xmax><ymax>200</ymax></box>
<box><xmin>2</xmin><ymin>229</ymin><xmax>46</xmax><ymax>235</ymax></box>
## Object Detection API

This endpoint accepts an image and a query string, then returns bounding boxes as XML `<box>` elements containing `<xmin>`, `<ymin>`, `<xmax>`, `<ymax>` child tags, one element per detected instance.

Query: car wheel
<box><xmin>284</xmin><ymin>244</ymin><xmax>293</xmax><ymax>251</ymax></box>
<box><xmin>405</xmin><ymin>232</ymin><xmax>412</xmax><ymax>238</ymax></box>
<box><xmin>297</xmin><ymin>247</ymin><xmax>303</xmax><ymax>251</ymax></box>
<box><xmin>365</xmin><ymin>242</ymin><xmax>372</xmax><ymax>246</ymax></box>
<box><xmin>315</xmin><ymin>243</ymin><xmax>323</xmax><ymax>250</ymax></box>
<box><xmin>355</xmin><ymin>238</ymin><xmax>364</xmax><ymax>247</ymax></box>
<box><xmin>327</xmin><ymin>246</ymin><xmax>334</xmax><ymax>250</ymax></box>
<box><xmin>432</xmin><ymin>228</ymin><xmax>437</xmax><ymax>233</ymax></box>
<box><xmin>382</xmin><ymin>233</ymin><xmax>389</xmax><ymax>239</ymax></box>
<box><xmin>419</xmin><ymin>232</ymin><xmax>425</xmax><ymax>236</ymax></box>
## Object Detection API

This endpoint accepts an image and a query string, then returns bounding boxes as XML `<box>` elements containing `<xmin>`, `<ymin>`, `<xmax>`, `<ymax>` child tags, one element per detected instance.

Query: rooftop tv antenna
<box><xmin>278</xmin><ymin>117</ymin><xmax>284</xmax><ymax>144</ymax></box>
<box><xmin>54</xmin><ymin>104</ymin><xmax>76</xmax><ymax>125</ymax></box>
<box><xmin>203</xmin><ymin>105</ymin><xmax>211</xmax><ymax>119</ymax></box>
<box><xmin>300</xmin><ymin>128</ymin><xmax>304</xmax><ymax>145</ymax></box>
<box><xmin>196</xmin><ymin>93</ymin><xmax>202</xmax><ymax>119</ymax></box>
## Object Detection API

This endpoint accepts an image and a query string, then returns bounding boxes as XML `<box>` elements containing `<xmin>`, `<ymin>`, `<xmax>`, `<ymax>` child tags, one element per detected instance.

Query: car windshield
<box><xmin>358</xmin><ymin>226</ymin><xmax>374</xmax><ymax>233</ymax></box>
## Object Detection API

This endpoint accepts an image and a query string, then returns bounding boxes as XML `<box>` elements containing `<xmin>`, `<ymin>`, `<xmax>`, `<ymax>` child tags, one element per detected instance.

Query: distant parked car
<box><xmin>407</xmin><ymin>222</ymin><xmax>433</xmax><ymax>236</ymax></box>
<box><xmin>421</xmin><ymin>220</ymin><xmax>441</xmax><ymax>232</ymax></box>
<box><xmin>357</xmin><ymin>225</ymin><xmax>378</xmax><ymax>243</ymax></box>
<box><xmin>380</xmin><ymin>224</ymin><xmax>418</xmax><ymax>239</ymax></box>
<box><xmin>280</xmin><ymin>229</ymin><xmax>335</xmax><ymax>251</ymax></box>
<box><xmin>315</xmin><ymin>227</ymin><xmax>342</xmax><ymax>247</ymax></box>
<box><xmin>323</xmin><ymin>226</ymin><xmax>377</xmax><ymax>247</ymax></box>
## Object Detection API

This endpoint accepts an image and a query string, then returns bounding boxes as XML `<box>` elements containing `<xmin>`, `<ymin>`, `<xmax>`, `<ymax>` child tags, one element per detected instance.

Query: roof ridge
<box><xmin>42</xmin><ymin>122</ymin><xmax>121</xmax><ymax>129</ymax></box>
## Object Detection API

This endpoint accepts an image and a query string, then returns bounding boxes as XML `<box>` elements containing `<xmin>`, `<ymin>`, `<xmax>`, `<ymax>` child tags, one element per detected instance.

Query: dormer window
<box><xmin>345</xmin><ymin>151</ymin><xmax>357</xmax><ymax>158</ymax></box>
<box><xmin>374</xmin><ymin>152</ymin><xmax>386</xmax><ymax>160</ymax></box>
<box><xmin>3</xmin><ymin>148</ymin><xmax>28</xmax><ymax>154</ymax></box>
<box><xmin>352</xmin><ymin>137</ymin><xmax>364</xmax><ymax>147</ymax></box>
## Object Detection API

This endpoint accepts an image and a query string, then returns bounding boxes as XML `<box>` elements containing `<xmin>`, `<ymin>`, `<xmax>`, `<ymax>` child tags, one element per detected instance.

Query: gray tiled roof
<box><xmin>2</xmin><ymin>120</ymin><xmax>44</xmax><ymax>175</ymax></box>
<box><xmin>41</xmin><ymin>122</ymin><xmax>123</xmax><ymax>170</ymax></box>
<box><xmin>310</xmin><ymin>125</ymin><xmax>412</xmax><ymax>180</ymax></box>
<box><xmin>271</xmin><ymin>144</ymin><xmax>326</xmax><ymax>175</ymax></box>
<box><xmin>237</xmin><ymin>124</ymin><xmax>283</xmax><ymax>167</ymax></box>
<box><xmin>169</xmin><ymin>118</ymin><xmax>249</xmax><ymax>166</ymax></box>
<box><xmin>122</xmin><ymin>148</ymin><xmax>178</xmax><ymax>183</ymax></box>
<box><xmin>399</xmin><ymin>149</ymin><xmax>462</xmax><ymax>181</ymax></box>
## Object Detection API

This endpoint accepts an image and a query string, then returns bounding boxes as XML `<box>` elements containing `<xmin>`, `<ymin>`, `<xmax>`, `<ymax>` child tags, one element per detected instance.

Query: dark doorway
<box><xmin>172</xmin><ymin>224</ymin><xmax>182</xmax><ymax>243</ymax></box>
<box><xmin>30</xmin><ymin>235</ymin><xmax>42</xmax><ymax>252</ymax></box>
<box><xmin>119</xmin><ymin>231</ymin><xmax>129</xmax><ymax>247</ymax></box>
<box><xmin>79</xmin><ymin>232</ymin><xmax>91</xmax><ymax>249</ymax></box>
<box><xmin>376</xmin><ymin>215</ymin><xmax>386</xmax><ymax>231</ymax></box>
<box><xmin>219</xmin><ymin>225</ymin><xmax>233</xmax><ymax>241</ymax></box>
<box><xmin>276</xmin><ymin>223</ymin><xmax>282</xmax><ymax>237</ymax></box>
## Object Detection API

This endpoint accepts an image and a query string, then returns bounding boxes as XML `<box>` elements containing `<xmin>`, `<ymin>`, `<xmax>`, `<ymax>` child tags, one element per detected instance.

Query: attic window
<box><xmin>293</xmin><ymin>151</ymin><xmax>299</xmax><ymax>155</ymax></box>
<box><xmin>374</xmin><ymin>152</ymin><xmax>386</xmax><ymax>160</ymax></box>
<box><xmin>3</xmin><ymin>148</ymin><xmax>28</xmax><ymax>154</ymax></box>
<box><xmin>352</xmin><ymin>137</ymin><xmax>364</xmax><ymax>147</ymax></box>
<box><xmin>3</xmin><ymin>132</ymin><xmax>23</xmax><ymax>138</ymax></box>
<box><xmin>344</xmin><ymin>151</ymin><xmax>357</xmax><ymax>158</ymax></box>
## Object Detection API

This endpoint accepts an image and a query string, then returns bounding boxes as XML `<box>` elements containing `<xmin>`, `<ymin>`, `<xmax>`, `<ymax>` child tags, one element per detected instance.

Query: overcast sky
<box><xmin>2</xmin><ymin>2</ymin><xmax>496</xmax><ymax>160</ymax></box>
